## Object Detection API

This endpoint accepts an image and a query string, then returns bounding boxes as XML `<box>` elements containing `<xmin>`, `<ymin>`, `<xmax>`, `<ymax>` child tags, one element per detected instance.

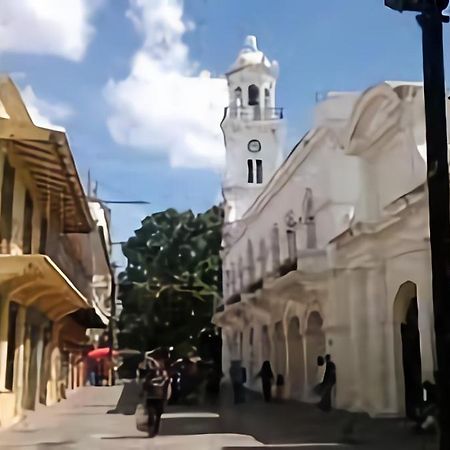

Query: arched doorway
<box><xmin>274</xmin><ymin>321</ymin><xmax>286</xmax><ymax>379</ymax></box>
<box><xmin>287</xmin><ymin>317</ymin><xmax>304</xmax><ymax>398</ymax></box>
<box><xmin>261</xmin><ymin>325</ymin><xmax>271</xmax><ymax>363</ymax></box>
<box><xmin>305</xmin><ymin>311</ymin><xmax>326</xmax><ymax>394</ymax></box>
<box><xmin>394</xmin><ymin>281</ymin><xmax>422</xmax><ymax>419</ymax></box>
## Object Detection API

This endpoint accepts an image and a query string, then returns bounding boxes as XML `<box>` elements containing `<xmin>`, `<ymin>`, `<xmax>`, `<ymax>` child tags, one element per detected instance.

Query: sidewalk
<box><xmin>0</xmin><ymin>383</ymin><xmax>439</xmax><ymax>449</ymax></box>
<box><xmin>163</xmin><ymin>385</ymin><xmax>438</xmax><ymax>450</ymax></box>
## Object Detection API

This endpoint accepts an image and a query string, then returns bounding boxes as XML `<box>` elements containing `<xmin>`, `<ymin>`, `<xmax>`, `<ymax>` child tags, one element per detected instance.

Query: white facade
<box><xmin>215</xmin><ymin>40</ymin><xmax>437</xmax><ymax>418</ymax></box>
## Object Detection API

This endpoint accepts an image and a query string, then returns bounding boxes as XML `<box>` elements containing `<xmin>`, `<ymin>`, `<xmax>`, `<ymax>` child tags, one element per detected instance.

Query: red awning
<box><xmin>87</xmin><ymin>347</ymin><xmax>117</xmax><ymax>360</ymax></box>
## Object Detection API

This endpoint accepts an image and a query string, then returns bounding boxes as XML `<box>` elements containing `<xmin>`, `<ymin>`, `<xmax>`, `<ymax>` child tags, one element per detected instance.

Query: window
<box><xmin>247</xmin><ymin>159</ymin><xmax>254</xmax><ymax>183</ymax></box>
<box><xmin>22</xmin><ymin>191</ymin><xmax>33</xmax><ymax>254</ymax></box>
<box><xmin>256</xmin><ymin>159</ymin><xmax>263</xmax><ymax>184</ymax></box>
<box><xmin>0</xmin><ymin>158</ymin><xmax>15</xmax><ymax>248</ymax></box>
<box><xmin>5</xmin><ymin>302</ymin><xmax>19</xmax><ymax>390</ymax></box>
<box><xmin>287</xmin><ymin>230</ymin><xmax>297</xmax><ymax>261</ymax></box>
<box><xmin>234</xmin><ymin>87</ymin><xmax>242</xmax><ymax>107</ymax></box>
<box><xmin>39</xmin><ymin>217</ymin><xmax>47</xmax><ymax>254</ymax></box>
<box><xmin>248</xmin><ymin>159</ymin><xmax>263</xmax><ymax>184</ymax></box>
<box><xmin>249</xmin><ymin>328</ymin><xmax>254</xmax><ymax>346</ymax></box>
<box><xmin>248</xmin><ymin>84</ymin><xmax>259</xmax><ymax>106</ymax></box>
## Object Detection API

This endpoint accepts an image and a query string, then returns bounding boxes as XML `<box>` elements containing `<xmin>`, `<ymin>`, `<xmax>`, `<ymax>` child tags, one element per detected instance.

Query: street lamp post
<box><xmin>386</xmin><ymin>1</ymin><xmax>450</xmax><ymax>447</ymax></box>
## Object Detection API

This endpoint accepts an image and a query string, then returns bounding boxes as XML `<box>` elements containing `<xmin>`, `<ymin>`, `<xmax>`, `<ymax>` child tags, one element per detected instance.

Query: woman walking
<box><xmin>257</xmin><ymin>361</ymin><xmax>274</xmax><ymax>402</ymax></box>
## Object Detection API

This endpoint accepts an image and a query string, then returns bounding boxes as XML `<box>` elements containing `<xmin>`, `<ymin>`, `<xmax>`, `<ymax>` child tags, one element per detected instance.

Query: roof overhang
<box><xmin>0</xmin><ymin>76</ymin><xmax>92</xmax><ymax>233</ymax></box>
<box><xmin>0</xmin><ymin>254</ymin><xmax>94</xmax><ymax>321</ymax></box>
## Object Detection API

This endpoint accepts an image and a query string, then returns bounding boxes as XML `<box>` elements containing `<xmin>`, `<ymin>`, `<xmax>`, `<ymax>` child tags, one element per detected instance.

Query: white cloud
<box><xmin>104</xmin><ymin>0</ymin><xmax>228</xmax><ymax>171</ymax></box>
<box><xmin>0</xmin><ymin>0</ymin><xmax>104</xmax><ymax>61</ymax></box>
<box><xmin>21</xmin><ymin>85</ymin><xmax>73</xmax><ymax>131</ymax></box>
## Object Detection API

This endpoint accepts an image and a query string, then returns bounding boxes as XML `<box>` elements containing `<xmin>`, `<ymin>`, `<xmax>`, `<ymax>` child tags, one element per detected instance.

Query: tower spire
<box><xmin>243</xmin><ymin>35</ymin><xmax>258</xmax><ymax>52</ymax></box>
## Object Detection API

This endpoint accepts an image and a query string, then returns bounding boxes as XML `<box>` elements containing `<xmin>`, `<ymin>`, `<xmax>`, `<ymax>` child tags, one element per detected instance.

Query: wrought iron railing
<box><xmin>46</xmin><ymin>235</ymin><xmax>92</xmax><ymax>300</ymax></box>
<box><xmin>226</xmin><ymin>106</ymin><xmax>283</xmax><ymax>121</ymax></box>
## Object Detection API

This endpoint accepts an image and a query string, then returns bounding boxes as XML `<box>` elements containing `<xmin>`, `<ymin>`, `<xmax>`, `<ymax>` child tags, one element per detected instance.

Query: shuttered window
<box><xmin>247</xmin><ymin>159</ymin><xmax>254</xmax><ymax>183</ymax></box>
<box><xmin>39</xmin><ymin>217</ymin><xmax>47</xmax><ymax>254</ymax></box>
<box><xmin>0</xmin><ymin>158</ymin><xmax>15</xmax><ymax>246</ymax></box>
<box><xmin>22</xmin><ymin>191</ymin><xmax>33</xmax><ymax>254</ymax></box>
<box><xmin>256</xmin><ymin>159</ymin><xmax>263</xmax><ymax>184</ymax></box>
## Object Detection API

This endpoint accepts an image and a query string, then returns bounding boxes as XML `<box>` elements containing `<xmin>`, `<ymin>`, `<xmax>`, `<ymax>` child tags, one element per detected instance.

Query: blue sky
<box><xmin>0</xmin><ymin>0</ymin><xmax>447</xmax><ymax>266</ymax></box>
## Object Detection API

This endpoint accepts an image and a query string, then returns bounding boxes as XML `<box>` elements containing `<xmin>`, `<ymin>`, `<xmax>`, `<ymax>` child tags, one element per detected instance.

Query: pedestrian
<box><xmin>275</xmin><ymin>374</ymin><xmax>285</xmax><ymax>400</ymax></box>
<box><xmin>318</xmin><ymin>354</ymin><xmax>336</xmax><ymax>412</ymax></box>
<box><xmin>256</xmin><ymin>360</ymin><xmax>274</xmax><ymax>402</ymax></box>
<box><xmin>229</xmin><ymin>360</ymin><xmax>245</xmax><ymax>404</ymax></box>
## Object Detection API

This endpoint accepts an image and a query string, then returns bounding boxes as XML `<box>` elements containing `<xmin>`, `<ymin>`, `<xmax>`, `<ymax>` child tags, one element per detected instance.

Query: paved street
<box><xmin>0</xmin><ymin>384</ymin><xmax>438</xmax><ymax>450</ymax></box>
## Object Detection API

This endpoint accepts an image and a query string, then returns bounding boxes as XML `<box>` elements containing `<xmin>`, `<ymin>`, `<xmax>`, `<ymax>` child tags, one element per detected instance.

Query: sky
<box><xmin>0</xmin><ymin>0</ymin><xmax>449</xmax><ymax>266</ymax></box>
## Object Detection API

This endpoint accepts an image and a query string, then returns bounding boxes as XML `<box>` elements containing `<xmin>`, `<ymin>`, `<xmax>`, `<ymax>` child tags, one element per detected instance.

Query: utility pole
<box><xmin>385</xmin><ymin>1</ymin><xmax>450</xmax><ymax>447</ymax></box>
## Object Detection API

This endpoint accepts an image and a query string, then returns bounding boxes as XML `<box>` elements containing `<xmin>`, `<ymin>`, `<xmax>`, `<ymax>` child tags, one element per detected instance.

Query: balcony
<box><xmin>225</xmin><ymin>106</ymin><xmax>283</xmax><ymax>121</ymax></box>
<box><xmin>46</xmin><ymin>235</ymin><xmax>92</xmax><ymax>301</ymax></box>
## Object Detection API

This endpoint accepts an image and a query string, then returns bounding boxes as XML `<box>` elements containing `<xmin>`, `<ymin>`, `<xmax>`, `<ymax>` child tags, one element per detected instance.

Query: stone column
<box><xmin>417</xmin><ymin>274</ymin><xmax>435</xmax><ymax>384</ymax></box>
<box><xmin>13</xmin><ymin>306</ymin><xmax>26</xmax><ymax>416</ymax></box>
<box><xmin>366</xmin><ymin>264</ymin><xmax>391</xmax><ymax>415</ymax></box>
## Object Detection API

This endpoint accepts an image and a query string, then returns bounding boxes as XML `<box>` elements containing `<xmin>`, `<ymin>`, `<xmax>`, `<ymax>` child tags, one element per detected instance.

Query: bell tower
<box><xmin>221</xmin><ymin>35</ymin><xmax>285</xmax><ymax>224</ymax></box>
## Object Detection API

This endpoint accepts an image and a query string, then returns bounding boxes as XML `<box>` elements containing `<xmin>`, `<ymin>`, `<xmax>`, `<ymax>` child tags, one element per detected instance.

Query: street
<box><xmin>0</xmin><ymin>384</ymin><xmax>437</xmax><ymax>450</ymax></box>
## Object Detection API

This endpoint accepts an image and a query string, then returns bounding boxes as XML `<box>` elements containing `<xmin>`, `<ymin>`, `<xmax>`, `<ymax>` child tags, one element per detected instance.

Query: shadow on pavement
<box><xmin>101</xmin><ymin>435</ymin><xmax>148</xmax><ymax>440</ymax></box>
<box><xmin>107</xmin><ymin>381</ymin><xmax>140</xmax><ymax>415</ymax></box>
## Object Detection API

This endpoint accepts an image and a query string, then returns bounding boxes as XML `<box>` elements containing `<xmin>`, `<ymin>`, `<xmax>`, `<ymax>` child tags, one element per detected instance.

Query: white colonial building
<box><xmin>214</xmin><ymin>36</ymin><xmax>437</xmax><ymax>418</ymax></box>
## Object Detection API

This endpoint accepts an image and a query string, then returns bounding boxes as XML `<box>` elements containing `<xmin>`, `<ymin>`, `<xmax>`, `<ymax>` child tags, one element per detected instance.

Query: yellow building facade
<box><xmin>0</xmin><ymin>77</ymin><xmax>109</xmax><ymax>428</ymax></box>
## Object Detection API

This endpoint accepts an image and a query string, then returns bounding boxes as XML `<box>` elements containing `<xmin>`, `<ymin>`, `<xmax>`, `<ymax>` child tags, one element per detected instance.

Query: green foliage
<box><xmin>118</xmin><ymin>205</ymin><xmax>223</xmax><ymax>355</ymax></box>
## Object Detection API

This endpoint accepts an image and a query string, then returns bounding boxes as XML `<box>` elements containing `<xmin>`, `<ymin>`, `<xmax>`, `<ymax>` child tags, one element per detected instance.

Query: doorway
<box><xmin>394</xmin><ymin>281</ymin><xmax>423</xmax><ymax>418</ymax></box>
<box><xmin>287</xmin><ymin>317</ymin><xmax>304</xmax><ymax>398</ymax></box>
<box><xmin>401</xmin><ymin>297</ymin><xmax>422</xmax><ymax>419</ymax></box>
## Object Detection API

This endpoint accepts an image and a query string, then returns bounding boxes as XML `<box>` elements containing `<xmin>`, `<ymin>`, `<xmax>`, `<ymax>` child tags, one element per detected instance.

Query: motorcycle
<box><xmin>136</xmin><ymin>354</ymin><xmax>171</xmax><ymax>438</ymax></box>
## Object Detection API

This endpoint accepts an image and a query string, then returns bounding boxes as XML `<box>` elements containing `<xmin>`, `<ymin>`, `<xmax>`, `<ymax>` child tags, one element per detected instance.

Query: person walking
<box><xmin>318</xmin><ymin>354</ymin><xmax>336</xmax><ymax>412</ymax></box>
<box><xmin>256</xmin><ymin>360</ymin><xmax>274</xmax><ymax>402</ymax></box>
<box><xmin>229</xmin><ymin>360</ymin><xmax>245</xmax><ymax>404</ymax></box>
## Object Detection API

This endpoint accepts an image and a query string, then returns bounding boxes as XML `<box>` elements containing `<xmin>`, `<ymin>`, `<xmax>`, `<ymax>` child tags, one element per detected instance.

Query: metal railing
<box><xmin>46</xmin><ymin>235</ymin><xmax>92</xmax><ymax>300</ymax></box>
<box><xmin>226</xmin><ymin>106</ymin><xmax>283</xmax><ymax>121</ymax></box>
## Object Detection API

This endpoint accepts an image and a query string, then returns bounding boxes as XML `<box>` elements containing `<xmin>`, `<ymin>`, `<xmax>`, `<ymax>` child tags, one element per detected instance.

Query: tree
<box><xmin>118</xmin><ymin>205</ymin><xmax>223</xmax><ymax>356</ymax></box>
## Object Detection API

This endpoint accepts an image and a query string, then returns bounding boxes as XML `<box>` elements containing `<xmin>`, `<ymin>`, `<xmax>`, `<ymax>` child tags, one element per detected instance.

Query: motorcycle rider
<box><xmin>141</xmin><ymin>354</ymin><xmax>171</xmax><ymax>437</ymax></box>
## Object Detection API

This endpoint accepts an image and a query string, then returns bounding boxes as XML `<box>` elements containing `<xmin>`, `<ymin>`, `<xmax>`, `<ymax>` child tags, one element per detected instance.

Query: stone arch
<box><xmin>248</xmin><ymin>84</ymin><xmax>260</xmax><ymax>106</ymax></box>
<box><xmin>224</xmin><ymin>326</ymin><xmax>240</xmax><ymax>361</ymax></box>
<box><xmin>304</xmin><ymin>310</ymin><xmax>326</xmax><ymax>395</ymax></box>
<box><xmin>234</xmin><ymin>87</ymin><xmax>242</xmax><ymax>108</ymax></box>
<box><xmin>287</xmin><ymin>316</ymin><xmax>304</xmax><ymax>399</ymax></box>
<box><xmin>345</xmin><ymin>83</ymin><xmax>401</xmax><ymax>154</ymax></box>
<box><xmin>274</xmin><ymin>321</ymin><xmax>286</xmax><ymax>379</ymax></box>
<box><xmin>393</xmin><ymin>281</ymin><xmax>422</xmax><ymax>418</ymax></box>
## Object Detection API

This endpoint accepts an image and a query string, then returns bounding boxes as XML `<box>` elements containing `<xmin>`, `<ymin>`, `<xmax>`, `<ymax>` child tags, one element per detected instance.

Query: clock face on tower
<box><xmin>248</xmin><ymin>139</ymin><xmax>261</xmax><ymax>153</ymax></box>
